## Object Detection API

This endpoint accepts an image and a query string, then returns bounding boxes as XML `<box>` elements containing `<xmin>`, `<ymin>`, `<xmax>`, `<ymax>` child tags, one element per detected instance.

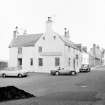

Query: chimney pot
<box><xmin>64</xmin><ymin>27</ymin><xmax>70</xmax><ymax>39</ymax></box>
<box><xmin>46</xmin><ymin>17</ymin><xmax>53</xmax><ymax>32</ymax></box>
<box><xmin>13</xmin><ymin>31</ymin><xmax>16</xmax><ymax>39</ymax></box>
<box><xmin>48</xmin><ymin>17</ymin><xmax>52</xmax><ymax>22</ymax></box>
<box><xmin>13</xmin><ymin>26</ymin><xmax>18</xmax><ymax>39</ymax></box>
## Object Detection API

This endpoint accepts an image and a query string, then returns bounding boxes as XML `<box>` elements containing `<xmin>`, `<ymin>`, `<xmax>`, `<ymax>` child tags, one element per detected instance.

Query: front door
<box><xmin>18</xmin><ymin>58</ymin><xmax>22</xmax><ymax>69</ymax></box>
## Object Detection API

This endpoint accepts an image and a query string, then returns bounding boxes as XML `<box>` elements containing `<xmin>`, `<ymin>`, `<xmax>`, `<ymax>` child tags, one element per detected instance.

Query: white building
<box><xmin>81</xmin><ymin>52</ymin><xmax>89</xmax><ymax>65</ymax></box>
<box><xmin>89</xmin><ymin>44</ymin><xmax>104</xmax><ymax>67</ymax></box>
<box><xmin>81</xmin><ymin>47</ymin><xmax>89</xmax><ymax>65</ymax></box>
<box><xmin>9</xmin><ymin>17</ymin><xmax>82</xmax><ymax>73</ymax></box>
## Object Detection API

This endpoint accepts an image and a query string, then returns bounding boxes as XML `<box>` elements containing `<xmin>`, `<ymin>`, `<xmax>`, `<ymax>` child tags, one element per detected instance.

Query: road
<box><xmin>1</xmin><ymin>66</ymin><xmax>105</xmax><ymax>105</ymax></box>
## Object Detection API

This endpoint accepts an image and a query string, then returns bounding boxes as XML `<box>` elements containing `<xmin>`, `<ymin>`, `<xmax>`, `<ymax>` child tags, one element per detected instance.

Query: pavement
<box><xmin>91</xmin><ymin>65</ymin><xmax>105</xmax><ymax>70</ymax></box>
<box><xmin>0</xmin><ymin>66</ymin><xmax>105</xmax><ymax>105</ymax></box>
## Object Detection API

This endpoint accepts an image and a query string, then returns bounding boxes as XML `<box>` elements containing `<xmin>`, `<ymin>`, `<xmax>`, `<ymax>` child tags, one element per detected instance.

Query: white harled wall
<box><xmin>9</xmin><ymin>48</ymin><xmax>18</xmax><ymax>67</ymax></box>
<box><xmin>34</xmin><ymin>32</ymin><xmax>65</xmax><ymax>73</ymax></box>
<box><xmin>9</xmin><ymin>36</ymin><xmax>82</xmax><ymax>73</ymax></box>
<box><xmin>63</xmin><ymin>45</ymin><xmax>81</xmax><ymax>72</ymax></box>
<box><xmin>9</xmin><ymin>18</ymin><xmax>82</xmax><ymax>73</ymax></box>
<box><xmin>22</xmin><ymin>47</ymin><xmax>35</xmax><ymax>72</ymax></box>
<box><xmin>81</xmin><ymin>52</ymin><xmax>89</xmax><ymax>65</ymax></box>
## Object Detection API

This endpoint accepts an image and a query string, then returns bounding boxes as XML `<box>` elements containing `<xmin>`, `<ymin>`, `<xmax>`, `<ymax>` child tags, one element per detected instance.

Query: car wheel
<box><xmin>52</xmin><ymin>73</ymin><xmax>56</xmax><ymax>76</ymax></box>
<box><xmin>88</xmin><ymin>69</ymin><xmax>91</xmax><ymax>72</ymax></box>
<box><xmin>2</xmin><ymin>73</ymin><xmax>6</xmax><ymax>78</ymax></box>
<box><xmin>56</xmin><ymin>72</ymin><xmax>59</xmax><ymax>76</ymax></box>
<box><xmin>71</xmin><ymin>71</ymin><xmax>76</xmax><ymax>75</ymax></box>
<box><xmin>18</xmin><ymin>74</ymin><xmax>23</xmax><ymax>78</ymax></box>
<box><xmin>50</xmin><ymin>72</ymin><xmax>55</xmax><ymax>76</ymax></box>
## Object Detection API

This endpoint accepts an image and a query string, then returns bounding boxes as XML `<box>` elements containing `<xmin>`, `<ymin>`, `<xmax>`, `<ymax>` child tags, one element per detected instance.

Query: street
<box><xmin>1</xmin><ymin>66</ymin><xmax>105</xmax><ymax>105</ymax></box>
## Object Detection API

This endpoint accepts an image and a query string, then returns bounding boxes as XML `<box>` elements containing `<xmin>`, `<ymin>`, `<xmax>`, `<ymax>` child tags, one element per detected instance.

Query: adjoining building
<box><xmin>8</xmin><ymin>17</ymin><xmax>82</xmax><ymax>73</ymax></box>
<box><xmin>100</xmin><ymin>49</ymin><xmax>105</xmax><ymax>65</ymax></box>
<box><xmin>89</xmin><ymin>44</ymin><xmax>104</xmax><ymax>67</ymax></box>
<box><xmin>81</xmin><ymin>46</ymin><xmax>89</xmax><ymax>65</ymax></box>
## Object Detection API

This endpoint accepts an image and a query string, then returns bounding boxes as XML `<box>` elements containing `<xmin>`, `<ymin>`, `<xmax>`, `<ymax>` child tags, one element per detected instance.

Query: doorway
<box><xmin>18</xmin><ymin>58</ymin><xmax>22</xmax><ymax>69</ymax></box>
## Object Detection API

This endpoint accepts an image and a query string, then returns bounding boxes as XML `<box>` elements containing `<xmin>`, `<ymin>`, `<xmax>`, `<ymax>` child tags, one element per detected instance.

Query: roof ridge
<box><xmin>58</xmin><ymin>35</ymin><xmax>81</xmax><ymax>50</ymax></box>
<box><xmin>17</xmin><ymin>33</ymin><xmax>43</xmax><ymax>37</ymax></box>
<box><xmin>9</xmin><ymin>33</ymin><xmax>43</xmax><ymax>47</ymax></box>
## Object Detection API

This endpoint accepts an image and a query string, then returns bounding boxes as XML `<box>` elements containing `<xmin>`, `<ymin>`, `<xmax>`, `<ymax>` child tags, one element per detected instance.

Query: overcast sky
<box><xmin>0</xmin><ymin>0</ymin><xmax>105</xmax><ymax>60</ymax></box>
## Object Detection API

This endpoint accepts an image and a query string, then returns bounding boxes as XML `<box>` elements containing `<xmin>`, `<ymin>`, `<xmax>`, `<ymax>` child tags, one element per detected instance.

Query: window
<box><xmin>55</xmin><ymin>57</ymin><xmax>60</xmax><ymax>66</ymax></box>
<box><xmin>77</xmin><ymin>60</ymin><xmax>78</xmax><ymax>66</ymax></box>
<box><xmin>30</xmin><ymin>58</ymin><xmax>33</xmax><ymax>66</ymax></box>
<box><xmin>76</xmin><ymin>55</ymin><xmax>78</xmax><ymax>59</ymax></box>
<box><xmin>38</xmin><ymin>58</ymin><xmax>43</xmax><ymax>66</ymax></box>
<box><xmin>73</xmin><ymin>59</ymin><xmax>75</xmax><ymax>69</ymax></box>
<box><xmin>68</xmin><ymin>58</ymin><xmax>71</xmax><ymax>66</ymax></box>
<box><xmin>18</xmin><ymin>58</ymin><xmax>22</xmax><ymax>69</ymax></box>
<box><xmin>43</xmin><ymin>37</ymin><xmax>45</xmax><ymax>40</ymax></box>
<box><xmin>18</xmin><ymin>47</ymin><xmax>22</xmax><ymax>54</ymax></box>
<box><xmin>53</xmin><ymin>36</ymin><xmax>56</xmax><ymax>40</ymax></box>
<box><xmin>38</xmin><ymin>46</ymin><xmax>42</xmax><ymax>53</ymax></box>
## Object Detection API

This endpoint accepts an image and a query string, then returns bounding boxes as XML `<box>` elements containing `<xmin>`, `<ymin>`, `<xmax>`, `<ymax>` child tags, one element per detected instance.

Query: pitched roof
<box><xmin>9</xmin><ymin>32</ymin><xmax>81</xmax><ymax>51</ymax></box>
<box><xmin>58</xmin><ymin>35</ymin><xmax>81</xmax><ymax>51</ymax></box>
<box><xmin>9</xmin><ymin>33</ymin><xmax>43</xmax><ymax>48</ymax></box>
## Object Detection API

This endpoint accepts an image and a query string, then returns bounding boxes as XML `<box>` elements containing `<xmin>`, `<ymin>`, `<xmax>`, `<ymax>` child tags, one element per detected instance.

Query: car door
<box><xmin>9</xmin><ymin>70</ymin><xmax>17</xmax><ymax>76</ymax></box>
<box><xmin>59</xmin><ymin>69</ymin><xmax>67</xmax><ymax>75</ymax></box>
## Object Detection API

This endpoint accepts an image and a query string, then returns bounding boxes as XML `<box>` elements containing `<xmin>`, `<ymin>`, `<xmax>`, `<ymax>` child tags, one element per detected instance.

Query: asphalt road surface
<box><xmin>1</xmin><ymin>66</ymin><xmax>105</xmax><ymax>105</ymax></box>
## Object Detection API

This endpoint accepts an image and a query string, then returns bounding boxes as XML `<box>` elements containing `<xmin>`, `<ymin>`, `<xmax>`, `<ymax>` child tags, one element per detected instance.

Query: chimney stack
<box><xmin>48</xmin><ymin>17</ymin><xmax>52</xmax><ymax>22</ymax></box>
<box><xmin>13</xmin><ymin>26</ymin><xmax>18</xmax><ymax>39</ymax></box>
<box><xmin>64</xmin><ymin>27</ymin><xmax>70</xmax><ymax>40</ymax></box>
<box><xmin>46</xmin><ymin>17</ymin><xmax>53</xmax><ymax>32</ymax></box>
<box><xmin>64</xmin><ymin>27</ymin><xmax>67</xmax><ymax>36</ymax></box>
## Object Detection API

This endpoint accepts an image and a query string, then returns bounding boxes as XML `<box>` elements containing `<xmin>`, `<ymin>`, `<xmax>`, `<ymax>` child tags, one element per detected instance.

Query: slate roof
<box><xmin>59</xmin><ymin>35</ymin><xmax>81</xmax><ymax>51</ymax></box>
<box><xmin>9</xmin><ymin>32</ymin><xmax>81</xmax><ymax>51</ymax></box>
<box><xmin>9</xmin><ymin>33</ymin><xmax>43</xmax><ymax>48</ymax></box>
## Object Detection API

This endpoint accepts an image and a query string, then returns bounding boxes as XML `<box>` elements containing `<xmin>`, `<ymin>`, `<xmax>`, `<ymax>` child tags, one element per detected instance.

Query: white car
<box><xmin>0</xmin><ymin>70</ymin><xmax>28</xmax><ymax>78</ymax></box>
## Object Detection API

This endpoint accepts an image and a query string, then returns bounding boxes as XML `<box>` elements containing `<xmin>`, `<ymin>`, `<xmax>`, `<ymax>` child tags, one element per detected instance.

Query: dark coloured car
<box><xmin>79</xmin><ymin>64</ymin><xmax>91</xmax><ymax>72</ymax></box>
<box><xmin>50</xmin><ymin>67</ymin><xmax>77</xmax><ymax>76</ymax></box>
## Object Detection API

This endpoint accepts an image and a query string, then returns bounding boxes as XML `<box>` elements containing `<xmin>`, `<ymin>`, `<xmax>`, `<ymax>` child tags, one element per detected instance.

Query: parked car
<box><xmin>0</xmin><ymin>70</ymin><xmax>28</xmax><ymax>78</ymax></box>
<box><xmin>79</xmin><ymin>64</ymin><xmax>91</xmax><ymax>72</ymax></box>
<box><xmin>50</xmin><ymin>67</ymin><xmax>77</xmax><ymax>76</ymax></box>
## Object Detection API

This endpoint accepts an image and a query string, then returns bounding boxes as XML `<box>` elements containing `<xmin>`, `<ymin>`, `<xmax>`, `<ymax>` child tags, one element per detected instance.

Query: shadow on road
<box><xmin>0</xmin><ymin>86</ymin><xmax>35</xmax><ymax>102</ymax></box>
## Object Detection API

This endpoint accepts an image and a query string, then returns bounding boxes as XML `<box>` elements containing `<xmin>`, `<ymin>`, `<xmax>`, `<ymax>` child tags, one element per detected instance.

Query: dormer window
<box><xmin>43</xmin><ymin>37</ymin><xmax>45</xmax><ymax>40</ymax></box>
<box><xmin>38</xmin><ymin>46</ymin><xmax>42</xmax><ymax>53</ymax></box>
<box><xmin>18</xmin><ymin>47</ymin><xmax>22</xmax><ymax>54</ymax></box>
<box><xmin>53</xmin><ymin>36</ymin><xmax>56</xmax><ymax>40</ymax></box>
